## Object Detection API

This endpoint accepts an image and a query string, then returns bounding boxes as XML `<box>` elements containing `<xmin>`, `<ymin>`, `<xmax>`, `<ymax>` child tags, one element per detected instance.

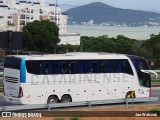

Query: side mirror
<box><xmin>140</xmin><ymin>70</ymin><xmax>158</xmax><ymax>79</ymax></box>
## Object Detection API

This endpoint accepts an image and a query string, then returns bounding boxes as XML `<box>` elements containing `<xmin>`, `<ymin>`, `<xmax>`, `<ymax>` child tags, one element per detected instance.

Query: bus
<box><xmin>3</xmin><ymin>52</ymin><xmax>157</xmax><ymax>104</ymax></box>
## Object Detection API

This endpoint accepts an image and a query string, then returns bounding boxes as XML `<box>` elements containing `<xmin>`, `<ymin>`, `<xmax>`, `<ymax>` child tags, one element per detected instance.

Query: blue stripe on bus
<box><xmin>20</xmin><ymin>57</ymin><xmax>26</xmax><ymax>83</ymax></box>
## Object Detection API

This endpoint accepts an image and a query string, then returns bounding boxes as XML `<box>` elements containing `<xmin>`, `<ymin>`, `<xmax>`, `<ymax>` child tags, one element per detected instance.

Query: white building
<box><xmin>0</xmin><ymin>0</ymin><xmax>80</xmax><ymax>45</ymax></box>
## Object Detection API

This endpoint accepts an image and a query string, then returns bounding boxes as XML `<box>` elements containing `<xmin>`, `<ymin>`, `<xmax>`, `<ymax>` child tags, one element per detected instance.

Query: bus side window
<box><xmin>120</xmin><ymin>60</ymin><xmax>133</xmax><ymax>75</ymax></box>
<box><xmin>102</xmin><ymin>61</ymin><xmax>112</xmax><ymax>73</ymax></box>
<box><xmin>62</xmin><ymin>62</ymin><xmax>69</xmax><ymax>74</ymax></box>
<box><xmin>56</xmin><ymin>62</ymin><xmax>63</xmax><ymax>74</ymax></box>
<box><xmin>31</xmin><ymin>61</ymin><xmax>41</xmax><ymax>75</ymax></box>
<box><xmin>84</xmin><ymin>61</ymin><xmax>92</xmax><ymax>73</ymax></box>
<box><xmin>92</xmin><ymin>61</ymin><xmax>101</xmax><ymax>73</ymax></box>
<box><xmin>26</xmin><ymin>61</ymin><xmax>39</xmax><ymax>74</ymax></box>
<box><xmin>40</xmin><ymin>62</ymin><xmax>48</xmax><ymax>74</ymax></box>
<box><xmin>77</xmin><ymin>61</ymin><xmax>83</xmax><ymax>74</ymax></box>
<box><xmin>40</xmin><ymin>62</ymin><xmax>52</xmax><ymax>74</ymax></box>
<box><xmin>26</xmin><ymin>61</ymin><xmax>32</xmax><ymax>73</ymax></box>
<box><xmin>70</xmin><ymin>62</ymin><xmax>77</xmax><ymax>74</ymax></box>
<box><xmin>52</xmin><ymin>62</ymin><xmax>56</xmax><ymax>74</ymax></box>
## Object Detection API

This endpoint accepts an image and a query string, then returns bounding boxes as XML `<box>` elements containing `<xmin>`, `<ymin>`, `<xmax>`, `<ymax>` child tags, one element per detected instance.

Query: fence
<box><xmin>0</xmin><ymin>97</ymin><xmax>159</xmax><ymax>111</ymax></box>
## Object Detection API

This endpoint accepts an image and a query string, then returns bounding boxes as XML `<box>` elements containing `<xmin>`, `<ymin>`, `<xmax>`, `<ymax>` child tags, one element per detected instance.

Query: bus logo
<box><xmin>2</xmin><ymin>112</ymin><xmax>11</xmax><ymax>117</ymax></box>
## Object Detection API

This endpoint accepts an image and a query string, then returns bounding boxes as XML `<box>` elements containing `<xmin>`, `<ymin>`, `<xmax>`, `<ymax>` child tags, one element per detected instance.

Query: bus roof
<box><xmin>6</xmin><ymin>52</ymin><xmax>131</xmax><ymax>60</ymax></box>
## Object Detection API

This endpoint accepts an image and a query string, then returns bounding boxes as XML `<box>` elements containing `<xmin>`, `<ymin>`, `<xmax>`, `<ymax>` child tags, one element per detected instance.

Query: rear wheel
<box><xmin>47</xmin><ymin>96</ymin><xmax>58</xmax><ymax>104</ymax></box>
<box><xmin>61</xmin><ymin>95</ymin><xmax>72</xmax><ymax>103</ymax></box>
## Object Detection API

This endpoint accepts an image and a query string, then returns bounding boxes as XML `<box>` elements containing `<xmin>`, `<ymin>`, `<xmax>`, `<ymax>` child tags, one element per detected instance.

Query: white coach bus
<box><xmin>3</xmin><ymin>52</ymin><xmax>157</xmax><ymax>104</ymax></box>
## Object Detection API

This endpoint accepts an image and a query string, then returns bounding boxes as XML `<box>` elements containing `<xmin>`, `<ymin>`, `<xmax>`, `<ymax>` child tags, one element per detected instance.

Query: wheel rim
<box><xmin>49</xmin><ymin>98</ymin><xmax>57</xmax><ymax>103</ymax></box>
<box><xmin>127</xmin><ymin>94</ymin><xmax>131</xmax><ymax>98</ymax></box>
<box><xmin>63</xmin><ymin>98</ymin><xmax>70</xmax><ymax>102</ymax></box>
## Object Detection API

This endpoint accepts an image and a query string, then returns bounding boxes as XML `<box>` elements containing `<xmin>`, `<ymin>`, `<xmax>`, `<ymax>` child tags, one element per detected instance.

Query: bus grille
<box><xmin>5</xmin><ymin>76</ymin><xmax>18</xmax><ymax>83</ymax></box>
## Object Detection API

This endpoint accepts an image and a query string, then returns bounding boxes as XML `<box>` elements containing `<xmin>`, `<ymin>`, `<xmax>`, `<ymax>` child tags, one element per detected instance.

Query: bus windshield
<box><xmin>4</xmin><ymin>57</ymin><xmax>21</xmax><ymax>70</ymax></box>
<box><xmin>131</xmin><ymin>58</ymin><xmax>151</xmax><ymax>88</ymax></box>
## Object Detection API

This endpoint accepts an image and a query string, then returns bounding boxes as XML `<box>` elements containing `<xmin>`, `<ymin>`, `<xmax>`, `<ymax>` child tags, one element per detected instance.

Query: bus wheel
<box><xmin>61</xmin><ymin>95</ymin><xmax>72</xmax><ymax>103</ymax></box>
<box><xmin>47</xmin><ymin>96</ymin><xmax>58</xmax><ymax>104</ymax></box>
<box><xmin>125</xmin><ymin>91</ymin><xmax>136</xmax><ymax>99</ymax></box>
<box><xmin>125</xmin><ymin>92</ymin><xmax>131</xmax><ymax>99</ymax></box>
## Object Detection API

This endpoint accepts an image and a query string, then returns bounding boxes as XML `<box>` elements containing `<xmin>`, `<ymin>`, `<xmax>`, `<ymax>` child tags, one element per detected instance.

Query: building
<box><xmin>0</xmin><ymin>0</ymin><xmax>80</xmax><ymax>45</ymax></box>
<box><xmin>0</xmin><ymin>31</ymin><xmax>23</xmax><ymax>50</ymax></box>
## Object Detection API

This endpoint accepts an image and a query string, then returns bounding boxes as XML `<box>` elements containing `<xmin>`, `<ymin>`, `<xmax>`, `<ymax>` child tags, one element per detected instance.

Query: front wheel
<box><xmin>125</xmin><ymin>91</ymin><xmax>136</xmax><ymax>99</ymax></box>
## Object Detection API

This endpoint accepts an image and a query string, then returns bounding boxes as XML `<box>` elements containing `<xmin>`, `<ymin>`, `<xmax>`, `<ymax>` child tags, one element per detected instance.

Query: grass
<box><xmin>0</xmin><ymin>88</ymin><xmax>3</xmax><ymax>92</ymax></box>
<box><xmin>150</xmin><ymin>108</ymin><xmax>160</xmax><ymax>116</ymax></box>
<box><xmin>55</xmin><ymin>118</ymin><xmax>65</xmax><ymax>120</ymax></box>
<box><xmin>0</xmin><ymin>84</ymin><xmax>3</xmax><ymax>92</ymax></box>
<box><xmin>151</xmin><ymin>79</ymin><xmax>160</xmax><ymax>84</ymax></box>
<box><xmin>70</xmin><ymin>118</ymin><xmax>80</xmax><ymax>120</ymax></box>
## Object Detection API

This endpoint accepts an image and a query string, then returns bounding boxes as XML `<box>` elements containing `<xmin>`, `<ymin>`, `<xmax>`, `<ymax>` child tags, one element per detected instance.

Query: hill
<box><xmin>65</xmin><ymin>2</ymin><xmax>160</xmax><ymax>26</ymax></box>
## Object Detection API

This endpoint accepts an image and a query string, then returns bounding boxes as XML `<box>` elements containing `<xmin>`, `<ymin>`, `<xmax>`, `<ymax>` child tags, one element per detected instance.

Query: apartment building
<box><xmin>0</xmin><ymin>0</ymin><xmax>80</xmax><ymax>45</ymax></box>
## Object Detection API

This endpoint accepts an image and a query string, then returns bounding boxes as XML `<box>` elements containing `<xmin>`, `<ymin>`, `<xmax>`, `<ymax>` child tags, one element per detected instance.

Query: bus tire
<box><xmin>125</xmin><ymin>91</ymin><xmax>136</xmax><ymax>99</ymax></box>
<box><xmin>61</xmin><ymin>95</ymin><xmax>72</xmax><ymax>103</ymax></box>
<box><xmin>125</xmin><ymin>93</ymin><xmax>131</xmax><ymax>98</ymax></box>
<box><xmin>47</xmin><ymin>95</ymin><xmax>58</xmax><ymax>104</ymax></box>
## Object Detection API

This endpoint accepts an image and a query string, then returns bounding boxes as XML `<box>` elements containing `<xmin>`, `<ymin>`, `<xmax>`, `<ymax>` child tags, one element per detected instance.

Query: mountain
<box><xmin>65</xmin><ymin>2</ymin><xmax>160</xmax><ymax>26</ymax></box>
<box><xmin>59</xmin><ymin>4</ymin><xmax>77</xmax><ymax>12</ymax></box>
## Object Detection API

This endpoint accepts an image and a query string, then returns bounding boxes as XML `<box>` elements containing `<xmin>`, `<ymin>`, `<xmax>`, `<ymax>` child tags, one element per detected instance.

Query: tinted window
<box><xmin>102</xmin><ymin>60</ymin><xmax>116</xmax><ymax>73</ymax></box>
<box><xmin>4</xmin><ymin>57</ymin><xmax>21</xmax><ymax>70</ymax></box>
<box><xmin>26</xmin><ymin>61</ymin><xmax>40</xmax><ymax>74</ymax></box>
<box><xmin>62</xmin><ymin>62</ymin><xmax>70</xmax><ymax>74</ymax></box>
<box><xmin>84</xmin><ymin>61</ymin><xmax>92</xmax><ymax>73</ymax></box>
<box><xmin>40</xmin><ymin>62</ymin><xmax>52</xmax><ymax>74</ymax></box>
<box><xmin>52</xmin><ymin>62</ymin><xmax>57</xmax><ymax>74</ymax></box>
<box><xmin>25</xmin><ymin>59</ymin><xmax>133</xmax><ymax>75</ymax></box>
<box><xmin>117</xmin><ymin>60</ymin><xmax>133</xmax><ymax>75</ymax></box>
<box><xmin>92</xmin><ymin>61</ymin><xmax>101</xmax><ymax>73</ymax></box>
<box><xmin>69</xmin><ymin>62</ymin><xmax>77</xmax><ymax>74</ymax></box>
<box><xmin>131</xmin><ymin>59</ymin><xmax>151</xmax><ymax>88</ymax></box>
<box><xmin>77</xmin><ymin>61</ymin><xmax>83</xmax><ymax>74</ymax></box>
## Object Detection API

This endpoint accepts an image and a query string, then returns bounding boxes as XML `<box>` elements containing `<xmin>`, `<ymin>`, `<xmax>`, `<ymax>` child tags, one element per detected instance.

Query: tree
<box><xmin>142</xmin><ymin>33</ymin><xmax>160</xmax><ymax>59</ymax></box>
<box><xmin>23</xmin><ymin>20</ymin><xmax>60</xmax><ymax>52</ymax></box>
<box><xmin>142</xmin><ymin>33</ymin><xmax>160</xmax><ymax>69</ymax></box>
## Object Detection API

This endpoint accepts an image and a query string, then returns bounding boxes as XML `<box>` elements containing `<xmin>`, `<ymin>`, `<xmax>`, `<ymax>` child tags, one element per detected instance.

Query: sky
<box><xmin>47</xmin><ymin>0</ymin><xmax>160</xmax><ymax>12</ymax></box>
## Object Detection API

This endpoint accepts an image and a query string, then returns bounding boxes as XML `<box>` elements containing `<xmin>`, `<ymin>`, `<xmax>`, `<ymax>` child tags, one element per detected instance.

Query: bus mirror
<box><xmin>140</xmin><ymin>70</ymin><xmax>158</xmax><ymax>79</ymax></box>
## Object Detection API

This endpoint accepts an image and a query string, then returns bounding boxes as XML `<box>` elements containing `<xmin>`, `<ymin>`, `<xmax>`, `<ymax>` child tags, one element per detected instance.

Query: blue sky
<box><xmin>47</xmin><ymin>0</ymin><xmax>160</xmax><ymax>12</ymax></box>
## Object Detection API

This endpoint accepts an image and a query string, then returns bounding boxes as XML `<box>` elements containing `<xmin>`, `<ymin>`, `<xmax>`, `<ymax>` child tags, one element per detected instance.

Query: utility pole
<box><xmin>80</xmin><ymin>39</ymin><xmax>83</xmax><ymax>52</ymax></box>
